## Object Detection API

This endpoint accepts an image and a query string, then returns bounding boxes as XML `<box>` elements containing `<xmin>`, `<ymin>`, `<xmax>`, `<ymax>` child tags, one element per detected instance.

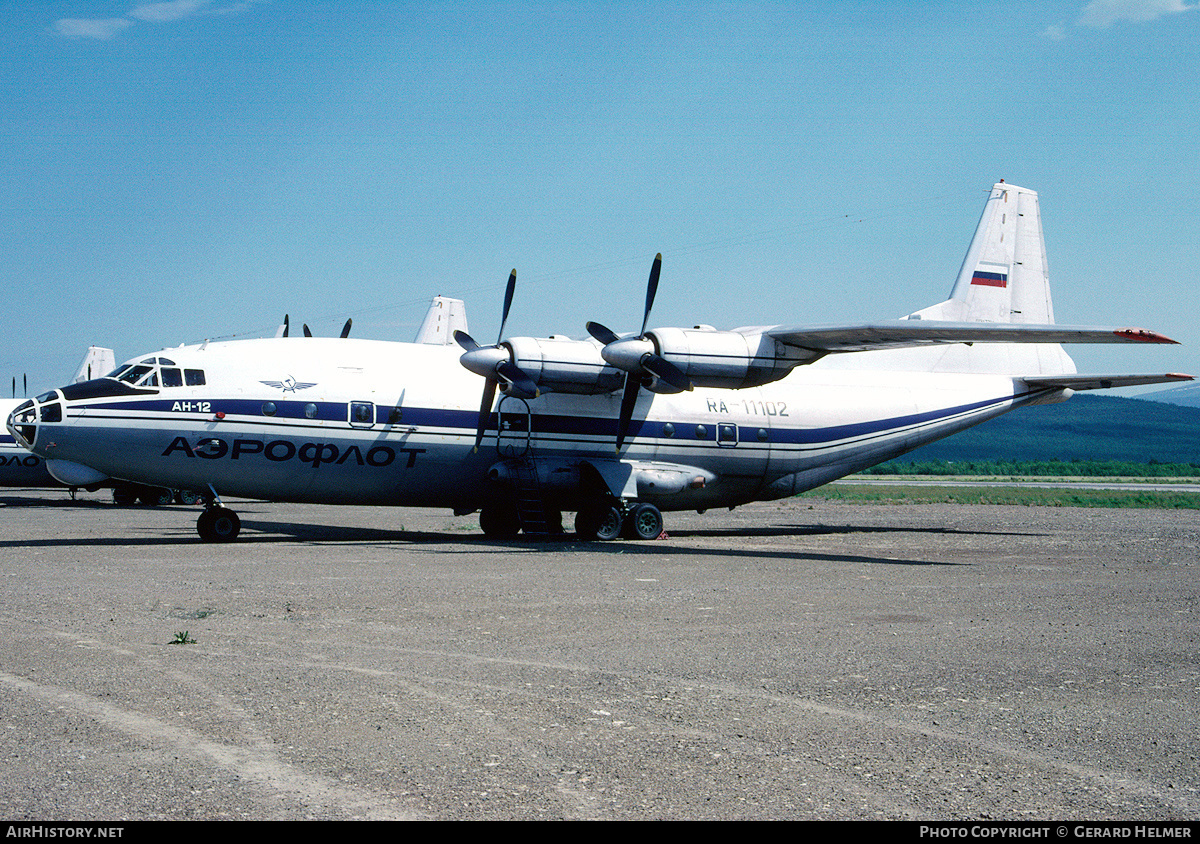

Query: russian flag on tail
<box><xmin>970</xmin><ymin>262</ymin><xmax>1009</xmax><ymax>288</ymax></box>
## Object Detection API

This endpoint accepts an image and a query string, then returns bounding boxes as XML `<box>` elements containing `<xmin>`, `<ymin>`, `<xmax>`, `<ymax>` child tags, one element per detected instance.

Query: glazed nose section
<box><xmin>6</xmin><ymin>391</ymin><xmax>64</xmax><ymax>451</ymax></box>
<box><xmin>7</xmin><ymin>399</ymin><xmax>37</xmax><ymax>449</ymax></box>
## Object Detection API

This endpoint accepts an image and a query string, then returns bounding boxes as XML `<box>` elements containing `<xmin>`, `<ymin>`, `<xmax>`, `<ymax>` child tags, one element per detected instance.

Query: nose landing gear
<box><xmin>196</xmin><ymin>486</ymin><xmax>240</xmax><ymax>542</ymax></box>
<box><xmin>197</xmin><ymin>505</ymin><xmax>241</xmax><ymax>542</ymax></box>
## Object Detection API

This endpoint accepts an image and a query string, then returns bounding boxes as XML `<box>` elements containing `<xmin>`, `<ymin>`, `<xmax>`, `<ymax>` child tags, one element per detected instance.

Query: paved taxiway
<box><xmin>1</xmin><ymin>489</ymin><xmax>1197</xmax><ymax>820</ymax></box>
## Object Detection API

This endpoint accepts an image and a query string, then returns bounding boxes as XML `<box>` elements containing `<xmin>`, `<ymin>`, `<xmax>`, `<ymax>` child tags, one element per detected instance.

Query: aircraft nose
<box><xmin>7</xmin><ymin>399</ymin><xmax>37</xmax><ymax>449</ymax></box>
<box><xmin>6</xmin><ymin>390</ymin><xmax>64</xmax><ymax>452</ymax></box>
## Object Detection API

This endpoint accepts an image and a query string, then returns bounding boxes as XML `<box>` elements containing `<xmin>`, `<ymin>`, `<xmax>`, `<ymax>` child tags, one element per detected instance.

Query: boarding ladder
<box><xmin>508</xmin><ymin>457</ymin><xmax>553</xmax><ymax>535</ymax></box>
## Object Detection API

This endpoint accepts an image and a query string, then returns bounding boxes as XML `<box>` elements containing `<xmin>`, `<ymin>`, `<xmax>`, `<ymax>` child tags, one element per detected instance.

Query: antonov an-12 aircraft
<box><xmin>7</xmin><ymin>183</ymin><xmax>1191</xmax><ymax>542</ymax></box>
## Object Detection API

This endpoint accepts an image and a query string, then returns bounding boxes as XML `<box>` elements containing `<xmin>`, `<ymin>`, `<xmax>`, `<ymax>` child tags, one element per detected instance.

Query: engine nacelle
<box><xmin>505</xmin><ymin>336</ymin><xmax>625</xmax><ymax>395</ymax></box>
<box><xmin>646</xmin><ymin>327</ymin><xmax>817</xmax><ymax>389</ymax></box>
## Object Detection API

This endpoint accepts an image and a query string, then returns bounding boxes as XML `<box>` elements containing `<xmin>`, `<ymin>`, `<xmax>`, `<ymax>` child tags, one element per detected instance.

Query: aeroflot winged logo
<box><xmin>260</xmin><ymin>376</ymin><xmax>318</xmax><ymax>392</ymax></box>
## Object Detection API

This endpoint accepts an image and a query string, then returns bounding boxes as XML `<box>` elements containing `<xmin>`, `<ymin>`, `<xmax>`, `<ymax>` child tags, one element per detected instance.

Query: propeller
<box><xmin>585</xmin><ymin>254</ymin><xmax>691</xmax><ymax>452</ymax></box>
<box><xmin>453</xmin><ymin>270</ymin><xmax>539</xmax><ymax>451</ymax></box>
<box><xmin>291</xmin><ymin>316</ymin><xmax>351</xmax><ymax>338</ymax></box>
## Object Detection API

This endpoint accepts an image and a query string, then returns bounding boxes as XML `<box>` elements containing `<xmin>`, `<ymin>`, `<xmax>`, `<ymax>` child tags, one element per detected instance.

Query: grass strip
<box><xmin>800</xmin><ymin>484</ymin><xmax>1200</xmax><ymax>509</ymax></box>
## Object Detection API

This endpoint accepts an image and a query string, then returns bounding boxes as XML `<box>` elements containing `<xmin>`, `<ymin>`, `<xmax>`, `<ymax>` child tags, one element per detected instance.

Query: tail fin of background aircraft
<box><xmin>904</xmin><ymin>181</ymin><xmax>1075</xmax><ymax>376</ymax></box>
<box><xmin>414</xmin><ymin>296</ymin><xmax>469</xmax><ymax>345</ymax></box>
<box><xmin>71</xmin><ymin>347</ymin><xmax>116</xmax><ymax>383</ymax></box>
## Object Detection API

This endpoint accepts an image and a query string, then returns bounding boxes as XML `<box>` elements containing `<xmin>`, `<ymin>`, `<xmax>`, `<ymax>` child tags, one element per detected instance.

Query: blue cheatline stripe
<box><xmin>68</xmin><ymin>391</ymin><xmax>1018</xmax><ymax>451</ymax></box>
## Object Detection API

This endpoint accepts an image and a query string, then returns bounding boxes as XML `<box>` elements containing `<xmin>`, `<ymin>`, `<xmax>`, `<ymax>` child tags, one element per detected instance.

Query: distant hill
<box><xmin>1138</xmin><ymin>382</ymin><xmax>1200</xmax><ymax>409</ymax></box>
<box><xmin>900</xmin><ymin>393</ymin><xmax>1200</xmax><ymax>464</ymax></box>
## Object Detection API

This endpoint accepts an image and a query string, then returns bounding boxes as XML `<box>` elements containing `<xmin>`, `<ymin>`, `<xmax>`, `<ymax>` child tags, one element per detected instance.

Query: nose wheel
<box><xmin>197</xmin><ymin>506</ymin><xmax>241</xmax><ymax>542</ymax></box>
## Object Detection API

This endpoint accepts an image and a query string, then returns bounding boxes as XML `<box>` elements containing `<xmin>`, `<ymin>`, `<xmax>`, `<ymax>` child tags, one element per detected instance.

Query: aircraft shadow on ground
<box><xmin>1</xmin><ymin>504</ymin><xmax>1030</xmax><ymax>567</ymax></box>
<box><xmin>239</xmin><ymin>519</ymin><xmax>977</xmax><ymax>567</ymax></box>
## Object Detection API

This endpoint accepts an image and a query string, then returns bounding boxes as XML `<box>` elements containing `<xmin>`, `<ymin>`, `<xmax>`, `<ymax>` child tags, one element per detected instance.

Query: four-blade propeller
<box><xmin>586</xmin><ymin>253</ymin><xmax>691</xmax><ymax>452</ymax></box>
<box><xmin>453</xmin><ymin>255</ymin><xmax>691</xmax><ymax>454</ymax></box>
<box><xmin>453</xmin><ymin>270</ymin><xmax>539</xmax><ymax>451</ymax></box>
<box><xmin>280</xmin><ymin>315</ymin><xmax>352</xmax><ymax>339</ymax></box>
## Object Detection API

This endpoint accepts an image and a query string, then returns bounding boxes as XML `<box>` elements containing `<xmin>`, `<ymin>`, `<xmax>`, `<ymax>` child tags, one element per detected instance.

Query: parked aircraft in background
<box><xmin>2</xmin><ymin>347</ymin><xmax>114</xmax><ymax>491</ymax></box>
<box><xmin>9</xmin><ymin>183</ymin><xmax>1190</xmax><ymax>541</ymax></box>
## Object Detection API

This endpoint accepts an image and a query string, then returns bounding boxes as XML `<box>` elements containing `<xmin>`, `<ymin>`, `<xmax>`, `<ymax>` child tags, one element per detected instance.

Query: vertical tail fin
<box><xmin>906</xmin><ymin>182</ymin><xmax>1074</xmax><ymax>376</ymax></box>
<box><xmin>915</xmin><ymin>181</ymin><xmax>1054</xmax><ymax>325</ymax></box>
<box><xmin>414</xmin><ymin>296</ymin><xmax>469</xmax><ymax>345</ymax></box>
<box><xmin>949</xmin><ymin>181</ymin><xmax>1054</xmax><ymax>324</ymax></box>
<box><xmin>72</xmin><ymin>347</ymin><xmax>116</xmax><ymax>383</ymax></box>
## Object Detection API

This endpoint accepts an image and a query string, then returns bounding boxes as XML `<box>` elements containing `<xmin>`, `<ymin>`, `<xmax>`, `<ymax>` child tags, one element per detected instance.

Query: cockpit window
<box><xmin>102</xmin><ymin>361</ymin><xmax>204</xmax><ymax>389</ymax></box>
<box><xmin>116</xmin><ymin>365</ymin><xmax>154</xmax><ymax>385</ymax></box>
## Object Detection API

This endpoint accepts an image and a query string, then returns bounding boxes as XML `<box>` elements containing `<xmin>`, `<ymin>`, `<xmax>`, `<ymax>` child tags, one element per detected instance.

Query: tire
<box><xmin>112</xmin><ymin>484</ymin><xmax>138</xmax><ymax>505</ymax></box>
<box><xmin>138</xmin><ymin>487</ymin><xmax>174</xmax><ymax>506</ymax></box>
<box><xmin>624</xmin><ymin>502</ymin><xmax>663</xmax><ymax>540</ymax></box>
<box><xmin>576</xmin><ymin>502</ymin><xmax>623</xmax><ymax>541</ymax></box>
<box><xmin>175</xmin><ymin>489</ymin><xmax>201</xmax><ymax>506</ymax></box>
<box><xmin>197</xmin><ymin>507</ymin><xmax>240</xmax><ymax>543</ymax></box>
<box><xmin>479</xmin><ymin>502</ymin><xmax>521</xmax><ymax>538</ymax></box>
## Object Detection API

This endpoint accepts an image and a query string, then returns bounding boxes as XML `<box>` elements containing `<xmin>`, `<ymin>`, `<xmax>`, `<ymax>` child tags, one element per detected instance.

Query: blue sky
<box><xmin>3</xmin><ymin>0</ymin><xmax>1198</xmax><ymax>395</ymax></box>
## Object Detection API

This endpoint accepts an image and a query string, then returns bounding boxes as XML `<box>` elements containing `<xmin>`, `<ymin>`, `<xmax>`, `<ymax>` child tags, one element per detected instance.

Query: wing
<box><xmin>764</xmin><ymin>321</ymin><xmax>1180</xmax><ymax>354</ymax></box>
<box><xmin>1022</xmin><ymin>373</ymin><xmax>1194</xmax><ymax>391</ymax></box>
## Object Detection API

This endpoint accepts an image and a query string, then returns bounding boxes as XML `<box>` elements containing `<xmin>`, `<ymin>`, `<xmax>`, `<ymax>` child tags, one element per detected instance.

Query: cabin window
<box><xmin>304</xmin><ymin>403</ymin><xmax>318</xmax><ymax>419</ymax></box>
<box><xmin>662</xmin><ymin>422</ymin><xmax>675</xmax><ymax>438</ymax></box>
<box><xmin>694</xmin><ymin>424</ymin><xmax>707</xmax><ymax>439</ymax></box>
<box><xmin>262</xmin><ymin>402</ymin><xmax>277</xmax><ymax>417</ymax></box>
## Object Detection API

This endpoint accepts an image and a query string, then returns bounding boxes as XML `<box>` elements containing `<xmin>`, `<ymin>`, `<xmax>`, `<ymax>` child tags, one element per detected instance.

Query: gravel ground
<box><xmin>0</xmin><ymin>489</ymin><xmax>1197</xmax><ymax>820</ymax></box>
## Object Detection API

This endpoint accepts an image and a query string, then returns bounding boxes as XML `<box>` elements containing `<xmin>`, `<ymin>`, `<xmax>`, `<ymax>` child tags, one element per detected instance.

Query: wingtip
<box><xmin>1115</xmin><ymin>328</ymin><xmax>1180</xmax><ymax>344</ymax></box>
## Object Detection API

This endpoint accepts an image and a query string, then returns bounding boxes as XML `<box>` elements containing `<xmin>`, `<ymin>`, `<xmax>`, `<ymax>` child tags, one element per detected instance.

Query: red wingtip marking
<box><xmin>1114</xmin><ymin>328</ymin><xmax>1179</xmax><ymax>344</ymax></box>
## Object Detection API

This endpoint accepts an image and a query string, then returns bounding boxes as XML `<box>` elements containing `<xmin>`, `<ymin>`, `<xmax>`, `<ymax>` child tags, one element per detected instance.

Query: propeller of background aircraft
<box><xmin>586</xmin><ymin>253</ymin><xmax>692</xmax><ymax>451</ymax></box>
<box><xmin>280</xmin><ymin>315</ymin><xmax>352</xmax><ymax>339</ymax></box>
<box><xmin>454</xmin><ymin>270</ymin><xmax>539</xmax><ymax>451</ymax></box>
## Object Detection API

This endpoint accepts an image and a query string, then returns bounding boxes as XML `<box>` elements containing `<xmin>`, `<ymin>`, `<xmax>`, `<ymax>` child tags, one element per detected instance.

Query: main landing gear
<box><xmin>478</xmin><ymin>497</ymin><xmax>665</xmax><ymax>541</ymax></box>
<box><xmin>196</xmin><ymin>503</ymin><xmax>240</xmax><ymax>543</ymax></box>
<box><xmin>574</xmin><ymin>499</ymin><xmax>664</xmax><ymax>542</ymax></box>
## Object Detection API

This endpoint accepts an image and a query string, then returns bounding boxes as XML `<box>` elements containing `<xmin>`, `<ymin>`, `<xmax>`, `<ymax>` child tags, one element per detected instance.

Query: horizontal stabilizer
<box><xmin>1022</xmin><ymin>373</ymin><xmax>1194</xmax><ymax>392</ymax></box>
<box><xmin>766</xmin><ymin>321</ymin><xmax>1180</xmax><ymax>355</ymax></box>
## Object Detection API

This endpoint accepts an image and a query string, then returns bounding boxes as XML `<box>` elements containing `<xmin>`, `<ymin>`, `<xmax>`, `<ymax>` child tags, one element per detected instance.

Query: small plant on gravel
<box><xmin>168</xmin><ymin>630</ymin><xmax>196</xmax><ymax>645</ymax></box>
